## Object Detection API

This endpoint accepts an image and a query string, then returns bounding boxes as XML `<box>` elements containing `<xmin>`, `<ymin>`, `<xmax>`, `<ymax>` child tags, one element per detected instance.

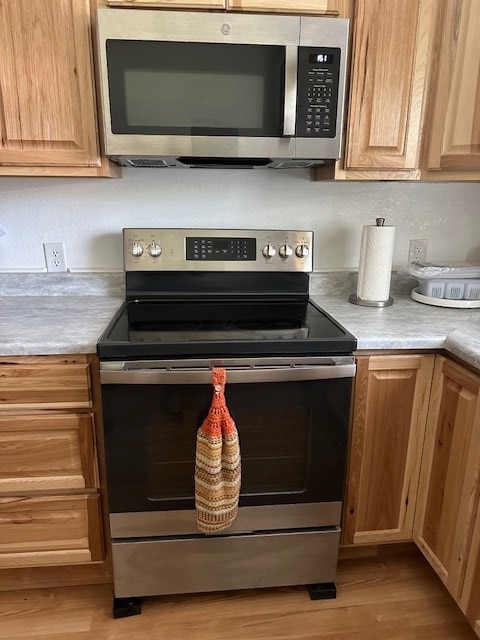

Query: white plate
<box><xmin>411</xmin><ymin>287</ymin><xmax>480</xmax><ymax>308</ymax></box>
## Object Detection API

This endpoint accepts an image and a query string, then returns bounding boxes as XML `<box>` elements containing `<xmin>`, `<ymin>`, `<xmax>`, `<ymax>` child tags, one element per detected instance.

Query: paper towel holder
<box><xmin>349</xmin><ymin>217</ymin><xmax>394</xmax><ymax>307</ymax></box>
<box><xmin>349</xmin><ymin>293</ymin><xmax>393</xmax><ymax>307</ymax></box>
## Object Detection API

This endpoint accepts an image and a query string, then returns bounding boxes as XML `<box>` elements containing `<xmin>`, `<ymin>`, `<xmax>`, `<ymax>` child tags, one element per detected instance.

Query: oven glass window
<box><xmin>106</xmin><ymin>40</ymin><xmax>285</xmax><ymax>137</ymax></box>
<box><xmin>102</xmin><ymin>378</ymin><xmax>352</xmax><ymax>513</ymax></box>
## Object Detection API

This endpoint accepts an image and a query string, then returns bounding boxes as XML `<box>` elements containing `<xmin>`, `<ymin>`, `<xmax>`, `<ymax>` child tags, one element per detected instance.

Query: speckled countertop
<box><xmin>0</xmin><ymin>272</ymin><xmax>479</xmax><ymax>369</ymax></box>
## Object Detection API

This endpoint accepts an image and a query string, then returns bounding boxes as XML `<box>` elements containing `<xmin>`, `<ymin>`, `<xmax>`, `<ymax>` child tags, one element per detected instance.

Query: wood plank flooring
<box><xmin>0</xmin><ymin>549</ymin><xmax>476</xmax><ymax>640</ymax></box>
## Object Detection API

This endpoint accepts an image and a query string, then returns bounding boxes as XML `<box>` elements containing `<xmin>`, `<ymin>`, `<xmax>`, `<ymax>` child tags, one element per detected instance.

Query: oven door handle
<box><xmin>100</xmin><ymin>364</ymin><xmax>355</xmax><ymax>385</ymax></box>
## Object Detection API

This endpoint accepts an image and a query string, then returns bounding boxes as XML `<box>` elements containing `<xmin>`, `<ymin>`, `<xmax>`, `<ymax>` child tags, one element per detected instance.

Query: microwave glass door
<box><xmin>106</xmin><ymin>40</ymin><xmax>285</xmax><ymax>137</ymax></box>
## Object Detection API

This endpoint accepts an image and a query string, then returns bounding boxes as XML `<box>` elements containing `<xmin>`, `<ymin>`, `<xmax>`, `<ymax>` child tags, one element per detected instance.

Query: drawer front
<box><xmin>0</xmin><ymin>495</ymin><xmax>103</xmax><ymax>568</ymax></box>
<box><xmin>112</xmin><ymin>529</ymin><xmax>340</xmax><ymax>597</ymax></box>
<box><xmin>0</xmin><ymin>364</ymin><xmax>91</xmax><ymax>409</ymax></box>
<box><xmin>0</xmin><ymin>414</ymin><xmax>98</xmax><ymax>493</ymax></box>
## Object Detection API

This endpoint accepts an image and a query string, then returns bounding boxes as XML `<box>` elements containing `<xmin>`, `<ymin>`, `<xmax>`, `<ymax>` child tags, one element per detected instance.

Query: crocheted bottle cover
<box><xmin>195</xmin><ymin>368</ymin><xmax>241</xmax><ymax>533</ymax></box>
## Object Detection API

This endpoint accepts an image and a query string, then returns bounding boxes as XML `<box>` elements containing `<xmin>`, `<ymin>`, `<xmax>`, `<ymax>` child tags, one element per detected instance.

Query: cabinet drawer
<box><xmin>107</xmin><ymin>0</ymin><xmax>226</xmax><ymax>7</ymax></box>
<box><xmin>227</xmin><ymin>0</ymin><xmax>345</xmax><ymax>15</ymax></box>
<box><xmin>0</xmin><ymin>364</ymin><xmax>91</xmax><ymax>409</ymax></box>
<box><xmin>0</xmin><ymin>414</ymin><xmax>98</xmax><ymax>493</ymax></box>
<box><xmin>0</xmin><ymin>495</ymin><xmax>103</xmax><ymax>568</ymax></box>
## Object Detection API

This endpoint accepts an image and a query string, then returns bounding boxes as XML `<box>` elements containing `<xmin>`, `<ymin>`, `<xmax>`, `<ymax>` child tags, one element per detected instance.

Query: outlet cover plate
<box><xmin>44</xmin><ymin>243</ymin><xmax>67</xmax><ymax>272</ymax></box>
<box><xmin>408</xmin><ymin>239</ymin><xmax>428</xmax><ymax>264</ymax></box>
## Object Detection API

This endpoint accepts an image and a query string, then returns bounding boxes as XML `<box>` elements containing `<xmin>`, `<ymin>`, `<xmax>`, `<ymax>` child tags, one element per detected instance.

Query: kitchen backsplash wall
<box><xmin>1</xmin><ymin>170</ymin><xmax>479</xmax><ymax>272</ymax></box>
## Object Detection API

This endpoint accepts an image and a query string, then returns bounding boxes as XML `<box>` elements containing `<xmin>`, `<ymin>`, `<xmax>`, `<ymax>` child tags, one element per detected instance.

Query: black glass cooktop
<box><xmin>97</xmin><ymin>298</ymin><xmax>356</xmax><ymax>359</ymax></box>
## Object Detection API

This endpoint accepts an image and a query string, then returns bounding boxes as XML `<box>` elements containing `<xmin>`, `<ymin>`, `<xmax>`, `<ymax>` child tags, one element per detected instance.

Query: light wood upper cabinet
<box><xmin>107</xmin><ymin>0</ymin><xmax>226</xmax><ymax>8</ymax></box>
<box><xmin>107</xmin><ymin>0</ymin><xmax>352</xmax><ymax>15</ymax></box>
<box><xmin>421</xmin><ymin>0</ymin><xmax>480</xmax><ymax>179</ymax></box>
<box><xmin>414</xmin><ymin>357</ymin><xmax>480</xmax><ymax>604</ymax></box>
<box><xmin>345</xmin><ymin>0</ymin><xmax>434</xmax><ymax>172</ymax></box>
<box><xmin>0</xmin><ymin>0</ymin><xmax>118</xmax><ymax>177</ymax></box>
<box><xmin>227</xmin><ymin>1</ymin><xmax>353</xmax><ymax>17</ymax></box>
<box><xmin>343</xmin><ymin>354</ymin><xmax>434</xmax><ymax>545</ymax></box>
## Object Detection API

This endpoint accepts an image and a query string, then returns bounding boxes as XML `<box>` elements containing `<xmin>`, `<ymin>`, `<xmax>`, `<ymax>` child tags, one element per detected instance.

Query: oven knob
<box><xmin>262</xmin><ymin>244</ymin><xmax>276</xmax><ymax>258</ymax></box>
<box><xmin>279</xmin><ymin>244</ymin><xmax>293</xmax><ymax>259</ymax></box>
<box><xmin>295</xmin><ymin>244</ymin><xmax>310</xmax><ymax>258</ymax></box>
<box><xmin>131</xmin><ymin>242</ymin><xmax>144</xmax><ymax>257</ymax></box>
<box><xmin>147</xmin><ymin>242</ymin><xmax>162</xmax><ymax>258</ymax></box>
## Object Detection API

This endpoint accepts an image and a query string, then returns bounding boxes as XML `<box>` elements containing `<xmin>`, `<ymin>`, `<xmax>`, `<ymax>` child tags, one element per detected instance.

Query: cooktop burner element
<box><xmin>97</xmin><ymin>228</ymin><xmax>356</xmax><ymax>359</ymax></box>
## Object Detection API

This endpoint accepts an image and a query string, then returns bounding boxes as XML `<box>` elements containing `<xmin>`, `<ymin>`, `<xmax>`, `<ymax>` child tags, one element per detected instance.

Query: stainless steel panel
<box><xmin>299</xmin><ymin>17</ymin><xmax>349</xmax><ymax>47</ymax></box>
<box><xmin>101</xmin><ymin>363</ymin><xmax>355</xmax><ymax>385</ymax></box>
<box><xmin>97</xmin><ymin>9</ymin><xmax>301</xmax><ymax>46</ymax></box>
<box><xmin>104</xmin><ymin>135</ymin><xmax>297</xmax><ymax>160</ymax></box>
<box><xmin>122</xmin><ymin>228</ymin><xmax>313</xmax><ymax>272</ymax></box>
<box><xmin>112</xmin><ymin>529</ymin><xmax>340</xmax><ymax>597</ymax></box>
<box><xmin>110</xmin><ymin>502</ymin><xmax>342</xmax><ymax>538</ymax></box>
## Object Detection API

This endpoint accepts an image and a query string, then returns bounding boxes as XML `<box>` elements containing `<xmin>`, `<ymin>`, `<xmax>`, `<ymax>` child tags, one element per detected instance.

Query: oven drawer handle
<box><xmin>100</xmin><ymin>364</ymin><xmax>355</xmax><ymax>385</ymax></box>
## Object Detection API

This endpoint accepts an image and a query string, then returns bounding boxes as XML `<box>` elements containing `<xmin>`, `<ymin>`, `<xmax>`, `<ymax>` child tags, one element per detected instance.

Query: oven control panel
<box><xmin>123</xmin><ymin>229</ymin><xmax>313</xmax><ymax>272</ymax></box>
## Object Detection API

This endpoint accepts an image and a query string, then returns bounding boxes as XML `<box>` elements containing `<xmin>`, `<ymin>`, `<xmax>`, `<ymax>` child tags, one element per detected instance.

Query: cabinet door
<box><xmin>0</xmin><ymin>413</ymin><xmax>98</xmax><ymax>493</ymax></box>
<box><xmin>343</xmin><ymin>354</ymin><xmax>434</xmax><ymax>545</ymax></box>
<box><xmin>0</xmin><ymin>0</ymin><xmax>100</xmax><ymax>167</ymax></box>
<box><xmin>344</xmin><ymin>0</ymin><xmax>434</xmax><ymax>171</ymax></box>
<box><xmin>462</xmin><ymin>500</ymin><xmax>480</xmax><ymax>632</ymax></box>
<box><xmin>414</xmin><ymin>357</ymin><xmax>480</xmax><ymax>602</ymax></box>
<box><xmin>107</xmin><ymin>0</ymin><xmax>226</xmax><ymax>7</ymax></box>
<box><xmin>0</xmin><ymin>495</ymin><xmax>103</xmax><ymax>568</ymax></box>
<box><xmin>425</xmin><ymin>0</ymin><xmax>480</xmax><ymax>174</ymax></box>
<box><xmin>227</xmin><ymin>0</ymin><xmax>352</xmax><ymax>16</ymax></box>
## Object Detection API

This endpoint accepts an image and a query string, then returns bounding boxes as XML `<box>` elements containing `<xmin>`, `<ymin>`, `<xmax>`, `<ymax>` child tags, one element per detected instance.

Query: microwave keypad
<box><xmin>297</xmin><ymin>47</ymin><xmax>341</xmax><ymax>138</ymax></box>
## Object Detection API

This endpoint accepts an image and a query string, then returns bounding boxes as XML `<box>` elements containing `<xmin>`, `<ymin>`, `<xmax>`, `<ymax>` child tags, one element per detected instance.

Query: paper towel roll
<box><xmin>356</xmin><ymin>222</ymin><xmax>396</xmax><ymax>302</ymax></box>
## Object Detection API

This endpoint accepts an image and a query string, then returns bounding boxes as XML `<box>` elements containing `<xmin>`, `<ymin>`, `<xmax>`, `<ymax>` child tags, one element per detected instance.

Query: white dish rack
<box><xmin>402</xmin><ymin>263</ymin><xmax>480</xmax><ymax>307</ymax></box>
<box><xmin>417</xmin><ymin>278</ymin><xmax>480</xmax><ymax>301</ymax></box>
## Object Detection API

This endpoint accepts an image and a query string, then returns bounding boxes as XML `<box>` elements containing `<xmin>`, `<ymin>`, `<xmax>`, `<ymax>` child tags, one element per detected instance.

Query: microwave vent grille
<box><xmin>125</xmin><ymin>158</ymin><xmax>169</xmax><ymax>168</ymax></box>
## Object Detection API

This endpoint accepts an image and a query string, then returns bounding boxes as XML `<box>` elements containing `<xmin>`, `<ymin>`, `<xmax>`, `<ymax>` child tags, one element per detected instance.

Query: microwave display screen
<box><xmin>309</xmin><ymin>53</ymin><xmax>334</xmax><ymax>64</ymax></box>
<box><xmin>107</xmin><ymin>40</ymin><xmax>285</xmax><ymax>137</ymax></box>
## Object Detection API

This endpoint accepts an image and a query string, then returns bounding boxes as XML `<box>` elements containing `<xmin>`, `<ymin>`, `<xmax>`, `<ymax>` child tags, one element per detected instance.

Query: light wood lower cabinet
<box><xmin>414</xmin><ymin>356</ymin><xmax>480</xmax><ymax>605</ymax></box>
<box><xmin>0</xmin><ymin>495</ymin><xmax>103</xmax><ymax>568</ymax></box>
<box><xmin>343</xmin><ymin>354</ymin><xmax>434</xmax><ymax>545</ymax></box>
<box><xmin>0</xmin><ymin>355</ymin><xmax>105</xmax><ymax>572</ymax></box>
<box><xmin>0</xmin><ymin>413</ymin><xmax>99</xmax><ymax>493</ymax></box>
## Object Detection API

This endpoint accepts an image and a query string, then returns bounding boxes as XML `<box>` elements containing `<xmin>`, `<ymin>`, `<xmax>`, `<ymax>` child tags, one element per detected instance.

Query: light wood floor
<box><xmin>0</xmin><ymin>549</ymin><xmax>477</xmax><ymax>640</ymax></box>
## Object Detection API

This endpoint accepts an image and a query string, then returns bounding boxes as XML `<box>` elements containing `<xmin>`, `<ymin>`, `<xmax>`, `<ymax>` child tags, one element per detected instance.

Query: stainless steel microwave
<box><xmin>95</xmin><ymin>9</ymin><xmax>349</xmax><ymax>169</ymax></box>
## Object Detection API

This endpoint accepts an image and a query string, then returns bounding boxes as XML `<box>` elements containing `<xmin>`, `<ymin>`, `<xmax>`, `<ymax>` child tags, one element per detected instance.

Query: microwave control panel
<box><xmin>296</xmin><ymin>47</ymin><xmax>341</xmax><ymax>139</ymax></box>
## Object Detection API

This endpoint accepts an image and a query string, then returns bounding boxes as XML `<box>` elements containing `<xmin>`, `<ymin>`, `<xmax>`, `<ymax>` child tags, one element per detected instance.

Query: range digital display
<box><xmin>186</xmin><ymin>237</ymin><xmax>256</xmax><ymax>261</ymax></box>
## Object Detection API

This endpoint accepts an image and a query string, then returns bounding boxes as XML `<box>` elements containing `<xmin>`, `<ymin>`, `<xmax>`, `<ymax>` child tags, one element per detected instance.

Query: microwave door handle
<box><xmin>283</xmin><ymin>46</ymin><xmax>298</xmax><ymax>137</ymax></box>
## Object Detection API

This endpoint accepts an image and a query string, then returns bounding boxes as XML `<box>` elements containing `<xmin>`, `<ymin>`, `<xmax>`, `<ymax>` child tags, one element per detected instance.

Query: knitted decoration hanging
<box><xmin>195</xmin><ymin>368</ymin><xmax>241</xmax><ymax>533</ymax></box>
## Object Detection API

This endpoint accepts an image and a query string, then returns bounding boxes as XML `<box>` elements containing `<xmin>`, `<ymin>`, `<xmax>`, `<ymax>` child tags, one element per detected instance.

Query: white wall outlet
<box><xmin>44</xmin><ymin>242</ymin><xmax>67</xmax><ymax>272</ymax></box>
<box><xmin>408</xmin><ymin>239</ymin><xmax>428</xmax><ymax>264</ymax></box>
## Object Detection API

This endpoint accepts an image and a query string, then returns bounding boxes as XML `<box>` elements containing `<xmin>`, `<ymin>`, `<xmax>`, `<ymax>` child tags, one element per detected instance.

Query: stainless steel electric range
<box><xmin>97</xmin><ymin>228</ymin><xmax>356</xmax><ymax>618</ymax></box>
